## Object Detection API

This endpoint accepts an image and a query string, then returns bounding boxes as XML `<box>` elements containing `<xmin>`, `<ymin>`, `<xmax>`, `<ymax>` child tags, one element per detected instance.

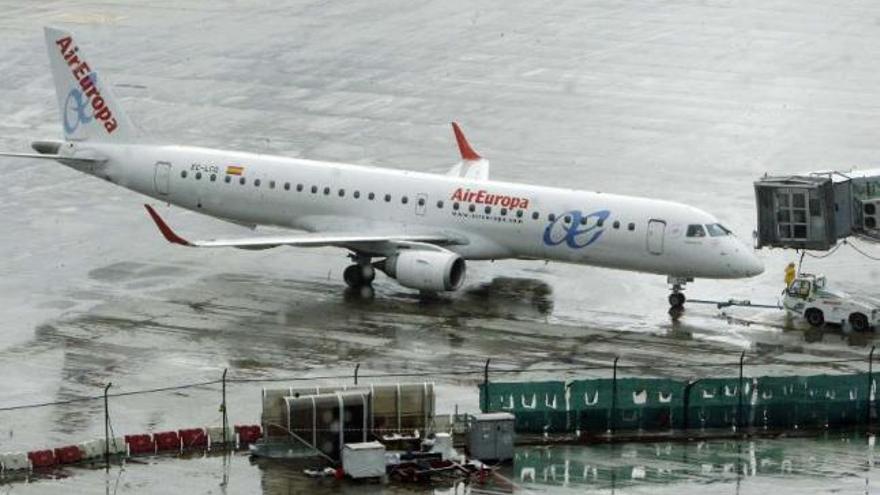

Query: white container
<box><xmin>78</xmin><ymin>437</ymin><xmax>127</xmax><ymax>459</ymax></box>
<box><xmin>206</xmin><ymin>426</ymin><xmax>235</xmax><ymax>448</ymax></box>
<box><xmin>342</xmin><ymin>442</ymin><xmax>386</xmax><ymax>479</ymax></box>
<box><xmin>0</xmin><ymin>452</ymin><xmax>30</xmax><ymax>472</ymax></box>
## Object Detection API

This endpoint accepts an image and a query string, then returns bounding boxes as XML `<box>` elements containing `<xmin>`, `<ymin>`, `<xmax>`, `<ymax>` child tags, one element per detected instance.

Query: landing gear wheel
<box><xmin>343</xmin><ymin>264</ymin><xmax>365</xmax><ymax>288</ymax></box>
<box><xmin>668</xmin><ymin>292</ymin><xmax>686</xmax><ymax>308</ymax></box>
<box><xmin>850</xmin><ymin>313</ymin><xmax>870</xmax><ymax>333</ymax></box>
<box><xmin>358</xmin><ymin>285</ymin><xmax>375</xmax><ymax>299</ymax></box>
<box><xmin>669</xmin><ymin>305</ymin><xmax>684</xmax><ymax>320</ymax></box>
<box><xmin>805</xmin><ymin>308</ymin><xmax>824</xmax><ymax>328</ymax></box>
<box><xmin>360</xmin><ymin>264</ymin><xmax>375</xmax><ymax>284</ymax></box>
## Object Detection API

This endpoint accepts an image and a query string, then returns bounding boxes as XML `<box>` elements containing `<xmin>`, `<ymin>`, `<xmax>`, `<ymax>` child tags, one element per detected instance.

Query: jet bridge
<box><xmin>754</xmin><ymin>169</ymin><xmax>880</xmax><ymax>250</ymax></box>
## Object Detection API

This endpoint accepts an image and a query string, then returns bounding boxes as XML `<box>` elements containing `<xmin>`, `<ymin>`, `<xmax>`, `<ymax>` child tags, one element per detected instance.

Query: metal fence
<box><xmin>479</xmin><ymin>370</ymin><xmax>876</xmax><ymax>434</ymax></box>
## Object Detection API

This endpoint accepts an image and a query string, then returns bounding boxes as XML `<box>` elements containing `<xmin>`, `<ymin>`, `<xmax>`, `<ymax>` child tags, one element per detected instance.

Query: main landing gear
<box><xmin>343</xmin><ymin>254</ymin><xmax>375</xmax><ymax>298</ymax></box>
<box><xmin>667</xmin><ymin>276</ymin><xmax>692</xmax><ymax>320</ymax></box>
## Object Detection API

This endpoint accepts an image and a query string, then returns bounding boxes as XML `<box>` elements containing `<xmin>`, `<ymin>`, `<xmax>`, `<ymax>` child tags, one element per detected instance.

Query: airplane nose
<box><xmin>744</xmin><ymin>252</ymin><xmax>764</xmax><ymax>277</ymax></box>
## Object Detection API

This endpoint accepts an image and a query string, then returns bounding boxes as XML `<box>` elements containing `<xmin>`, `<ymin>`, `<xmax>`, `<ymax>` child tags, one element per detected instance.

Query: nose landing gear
<box><xmin>667</xmin><ymin>276</ymin><xmax>692</xmax><ymax>319</ymax></box>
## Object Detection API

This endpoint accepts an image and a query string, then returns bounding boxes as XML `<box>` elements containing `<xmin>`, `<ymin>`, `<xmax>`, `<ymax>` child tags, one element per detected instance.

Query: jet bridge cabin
<box><xmin>754</xmin><ymin>170</ymin><xmax>880</xmax><ymax>251</ymax></box>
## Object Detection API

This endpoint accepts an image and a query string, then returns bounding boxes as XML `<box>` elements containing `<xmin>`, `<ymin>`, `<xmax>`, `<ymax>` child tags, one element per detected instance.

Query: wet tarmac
<box><xmin>2</xmin><ymin>0</ymin><xmax>880</xmax><ymax>493</ymax></box>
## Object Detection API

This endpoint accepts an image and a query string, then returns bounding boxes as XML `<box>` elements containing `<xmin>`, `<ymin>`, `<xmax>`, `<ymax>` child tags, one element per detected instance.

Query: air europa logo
<box><xmin>450</xmin><ymin>188</ymin><xmax>530</xmax><ymax>209</ymax></box>
<box><xmin>56</xmin><ymin>36</ymin><xmax>118</xmax><ymax>134</ymax></box>
<box><xmin>543</xmin><ymin>210</ymin><xmax>610</xmax><ymax>248</ymax></box>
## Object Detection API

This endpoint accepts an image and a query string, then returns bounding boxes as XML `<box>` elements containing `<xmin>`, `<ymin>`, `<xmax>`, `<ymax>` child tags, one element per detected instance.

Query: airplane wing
<box><xmin>446</xmin><ymin>122</ymin><xmax>490</xmax><ymax>181</ymax></box>
<box><xmin>144</xmin><ymin>205</ymin><xmax>463</xmax><ymax>251</ymax></box>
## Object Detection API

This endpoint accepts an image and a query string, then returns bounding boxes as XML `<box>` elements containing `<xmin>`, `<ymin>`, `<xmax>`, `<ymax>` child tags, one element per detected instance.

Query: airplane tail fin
<box><xmin>44</xmin><ymin>27</ymin><xmax>137</xmax><ymax>142</ymax></box>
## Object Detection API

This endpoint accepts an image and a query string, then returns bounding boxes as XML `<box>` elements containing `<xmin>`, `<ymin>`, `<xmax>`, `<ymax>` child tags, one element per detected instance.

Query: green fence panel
<box><xmin>686</xmin><ymin>378</ymin><xmax>749</xmax><ymax>429</ymax></box>
<box><xmin>480</xmin><ymin>381</ymin><xmax>567</xmax><ymax>432</ymax></box>
<box><xmin>569</xmin><ymin>379</ymin><xmax>614</xmax><ymax>432</ymax></box>
<box><xmin>753</xmin><ymin>375</ymin><xmax>806</xmax><ymax>429</ymax></box>
<box><xmin>801</xmin><ymin>374</ymin><xmax>868</xmax><ymax>427</ymax></box>
<box><xmin>614</xmin><ymin>378</ymin><xmax>685</xmax><ymax>431</ymax></box>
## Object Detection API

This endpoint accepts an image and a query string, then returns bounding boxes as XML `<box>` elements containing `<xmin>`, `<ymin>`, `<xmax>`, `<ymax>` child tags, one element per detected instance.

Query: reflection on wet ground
<box><xmin>6</xmin><ymin>432</ymin><xmax>880</xmax><ymax>494</ymax></box>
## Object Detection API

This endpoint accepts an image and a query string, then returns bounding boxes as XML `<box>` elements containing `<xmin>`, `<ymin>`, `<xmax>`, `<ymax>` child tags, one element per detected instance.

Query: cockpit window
<box><xmin>686</xmin><ymin>224</ymin><xmax>706</xmax><ymax>237</ymax></box>
<box><xmin>705</xmin><ymin>223</ymin><xmax>731</xmax><ymax>237</ymax></box>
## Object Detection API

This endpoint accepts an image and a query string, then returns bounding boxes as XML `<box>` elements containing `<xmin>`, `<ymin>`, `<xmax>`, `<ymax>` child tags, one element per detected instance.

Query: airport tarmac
<box><xmin>1</xmin><ymin>0</ymin><xmax>880</xmax><ymax>493</ymax></box>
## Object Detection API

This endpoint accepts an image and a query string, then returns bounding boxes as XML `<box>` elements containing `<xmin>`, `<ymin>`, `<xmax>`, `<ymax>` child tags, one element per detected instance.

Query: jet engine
<box><xmin>376</xmin><ymin>250</ymin><xmax>466</xmax><ymax>291</ymax></box>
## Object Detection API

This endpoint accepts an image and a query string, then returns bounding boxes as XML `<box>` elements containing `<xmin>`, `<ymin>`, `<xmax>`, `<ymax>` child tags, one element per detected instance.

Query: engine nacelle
<box><xmin>378</xmin><ymin>250</ymin><xmax>466</xmax><ymax>291</ymax></box>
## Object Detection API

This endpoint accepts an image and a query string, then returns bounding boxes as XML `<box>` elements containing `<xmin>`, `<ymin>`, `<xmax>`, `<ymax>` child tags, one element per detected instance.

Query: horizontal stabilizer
<box><xmin>0</xmin><ymin>151</ymin><xmax>106</xmax><ymax>164</ymax></box>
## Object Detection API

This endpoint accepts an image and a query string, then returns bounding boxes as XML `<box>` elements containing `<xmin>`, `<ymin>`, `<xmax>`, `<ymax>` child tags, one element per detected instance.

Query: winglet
<box><xmin>144</xmin><ymin>205</ymin><xmax>192</xmax><ymax>246</ymax></box>
<box><xmin>451</xmin><ymin>122</ymin><xmax>481</xmax><ymax>161</ymax></box>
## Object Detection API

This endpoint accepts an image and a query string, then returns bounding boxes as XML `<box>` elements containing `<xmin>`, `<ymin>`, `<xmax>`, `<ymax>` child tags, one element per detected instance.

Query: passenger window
<box><xmin>269</xmin><ymin>180</ymin><xmax>275</xmax><ymax>189</ymax></box>
<box><xmin>224</xmin><ymin>176</ymin><xmax>231</xmax><ymax>183</ymax></box>
<box><xmin>613</xmin><ymin>220</ymin><xmax>620</xmax><ymax>229</ymax></box>
<box><xmin>597</xmin><ymin>218</ymin><xmax>604</xmax><ymax>227</ymax></box>
<box><xmin>181</xmin><ymin>170</ymin><xmax>188</xmax><ymax>178</ymax></box>
<box><xmin>284</xmin><ymin>182</ymin><xmax>290</xmax><ymax>191</ymax></box>
<box><xmin>323</xmin><ymin>187</ymin><xmax>330</xmax><ymax>195</ymax></box>
<box><xmin>296</xmin><ymin>184</ymin><xmax>303</xmax><ymax>192</ymax></box>
<box><xmin>239</xmin><ymin>177</ymin><xmax>246</xmax><ymax>185</ymax></box>
<box><xmin>418</xmin><ymin>198</ymin><xmax>425</xmax><ymax>206</ymax></box>
<box><xmin>580</xmin><ymin>216</ymin><xmax>587</xmax><ymax>225</ymax></box>
<box><xmin>453</xmin><ymin>202</ymin><xmax>459</xmax><ymax>210</ymax></box>
<box><xmin>210</xmin><ymin>174</ymin><xmax>217</xmax><ymax>182</ymax></box>
<box><xmin>401</xmin><ymin>196</ymin><xmax>408</xmax><ymax>204</ymax></box>
<box><xmin>338</xmin><ymin>189</ymin><xmax>345</xmax><ymax>197</ymax></box>
<box><xmin>195</xmin><ymin>172</ymin><xmax>202</xmax><ymax>180</ymax></box>
<box><xmin>686</xmin><ymin>224</ymin><xmax>706</xmax><ymax>237</ymax></box>
<box><xmin>484</xmin><ymin>206</ymin><xmax>492</xmax><ymax>214</ymax></box>
<box><xmin>627</xmin><ymin>222</ymin><xmax>635</xmax><ymax>231</ymax></box>
<box><xmin>468</xmin><ymin>204</ymin><xmax>476</xmax><ymax>213</ymax></box>
<box><xmin>368</xmin><ymin>192</ymin><xmax>375</xmax><ymax>200</ymax></box>
<box><xmin>384</xmin><ymin>194</ymin><xmax>391</xmax><ymax>202</ymax></box>
<box><xmin>254</xmin><ymin>179</ymin><xmax>261</xmax><ymax>187</ymax></box>
<box><xmin>516</xmin><ymin>210</ymin><xmax>523</xmax><ymax>218</ymax></box>
<box><xmin>311</xmin><ymin>186</ymin><xmax>318</xmax><ymax>193</ymax></box>
<box><xmin>564</xmin><ymin>215</ymin><xmax>571</xmax><ymax>224</ymax></box>
<box><xmin>532</xmin><ymin>212</ymin><xmax>539</xmax><ymax>220</ymax></box>
<box><xmin>354</xmin><ymin>191</ymin><xmax>360</xmax><ymax>199</ymax></box>
<box><xmin>500</xmin><ymin>208</ymin><xmax>507</xmax><ymax>216</ymax></box>
<box><xmin>548</xmin><ymin>214</ymin><xmax>556</xmax><ymax>222</ymax></box>
<box><xmin>436</xmin><ymin>200</ymin><xmax>444</xmax><ymax>209</ymax></box>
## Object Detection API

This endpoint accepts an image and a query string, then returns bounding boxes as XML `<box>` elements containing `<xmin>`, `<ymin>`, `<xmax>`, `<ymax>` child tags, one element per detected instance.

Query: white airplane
<box><xmin>2</xmin><ymin>27</ymin><xmax>763</xmax><ymax>311</ymax></box>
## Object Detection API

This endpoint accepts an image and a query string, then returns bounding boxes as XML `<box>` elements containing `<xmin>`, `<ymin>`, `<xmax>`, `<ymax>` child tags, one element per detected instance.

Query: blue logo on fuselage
<box><xmin>542</xmin><ymin>209</ymin><xmax>611</xmax><ymax>248</ymax></box>
<box><xmin>63</xmin><ymin>87</ymin><xmax>92</xmax><ymax>134</ymax></box>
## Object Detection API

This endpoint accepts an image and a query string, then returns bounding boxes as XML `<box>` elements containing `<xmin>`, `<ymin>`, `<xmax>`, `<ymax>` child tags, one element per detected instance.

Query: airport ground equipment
<box><xmin>754</xmin><ymin>168</ymin><xmax>880</xmax><ymax>250</ymax></box>
<box><xmin>466</xmin><ymin>413</ymin><xmax>515</xmax><ymax>462</ymax></box>
<box><xmin>341</xmin><ymin>441</ymin><xmax>386</xmax><ymax>479</ymax></box>
<box><xmin>782</xmin><ymin>273</ymin><xmax>879</xmax><ymax>332</ymax></box>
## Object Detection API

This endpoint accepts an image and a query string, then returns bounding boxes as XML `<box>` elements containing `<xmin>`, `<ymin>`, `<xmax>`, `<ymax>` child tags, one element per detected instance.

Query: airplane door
<box><xmin>415</xmin><ymin>193</ymin><xmax>428</xmax><ymax>216</ymax></box>
<box><xmin>153</xmin><ymin>161</ymin><xmax>171</xmax><ymax>196</ymax></box>
<box><xmin>646</xmin><ymin>219</ymin><xmax>666</xmax><ymax>255</ymax></box>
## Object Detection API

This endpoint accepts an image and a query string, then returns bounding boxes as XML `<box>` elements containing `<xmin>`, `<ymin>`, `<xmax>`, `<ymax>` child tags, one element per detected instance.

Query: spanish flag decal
<box><xmin>226</xmin><ymin>165</ymin><xmax>244</xmax><ymax>176</ymax></box>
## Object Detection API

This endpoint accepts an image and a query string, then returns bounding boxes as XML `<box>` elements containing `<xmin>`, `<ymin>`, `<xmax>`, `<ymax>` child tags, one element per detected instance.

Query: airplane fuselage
<box><xmin>66</xmin><ymin>141</ymin><xmax>763</xmax><ymax>280</ymax></box>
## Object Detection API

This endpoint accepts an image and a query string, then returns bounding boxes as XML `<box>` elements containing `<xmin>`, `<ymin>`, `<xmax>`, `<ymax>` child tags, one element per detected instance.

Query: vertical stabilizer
<box><xmin>44</xmin><ymin>27</ymin><xmax>136</xmax><ymax>142</ymax></box>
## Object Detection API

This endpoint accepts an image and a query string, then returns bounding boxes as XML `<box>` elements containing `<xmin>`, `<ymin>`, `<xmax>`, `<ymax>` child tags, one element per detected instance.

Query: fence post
<box><xmin>610</xmin><ymin>356</ymin><xmax>619</xmax><ymax>435</ymax></box>
<box><xmin>868</xmin><ymin>346</ymin><xmax>876</xmax><ymax>428</ymax></box>
<box><xmin>482</xmin><ymin>359</ymin><xmax>491</xmax><ymax>413</ymax></box>
<box><xmin>354</xmin><ymin>363</ymin><xmax>360</xmax><ymax>385</ymax></box>
<box><xmin>737</xmin><ymin>351</ymin><xmax>745</xmax><ymax>431</ymax></box>
<box><xmin>221</xmin><ymin>368</ymin><xmax>229</xmax><ymax>447</ymax></box>
<box><xmin>104</xmin><ymin>382</ymin><xmax>112</xmax><ymax>469</ymax></box>
<box><xmin>682</xmin><ymin>380</ymin><xmax>696</xmax><ymax>431</ymax></box>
